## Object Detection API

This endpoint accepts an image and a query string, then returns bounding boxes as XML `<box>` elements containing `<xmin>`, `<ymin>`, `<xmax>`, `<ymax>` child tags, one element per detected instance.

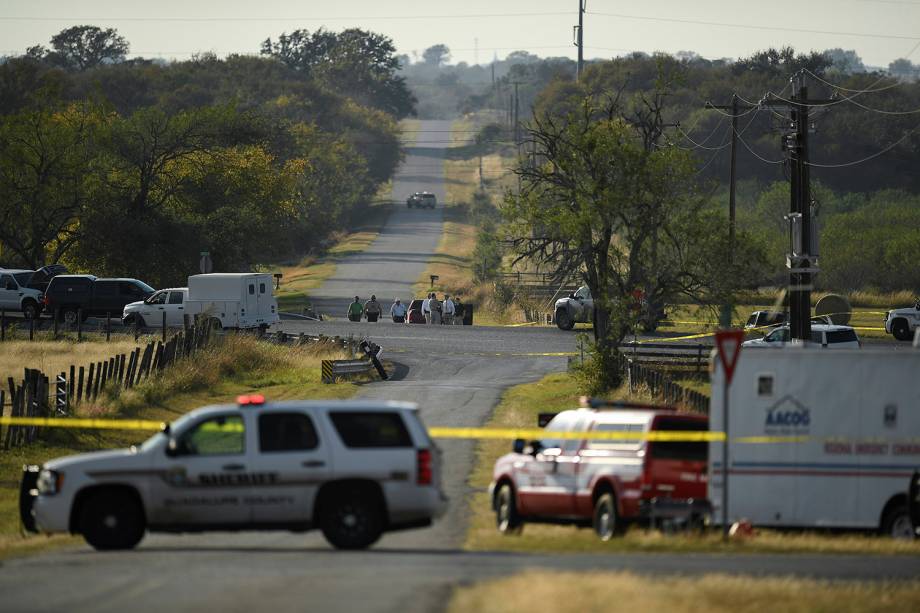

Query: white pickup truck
<box><xmin>23</xmin><ymin>398</ymin><xmax>447</xmax><ymax>550</ymax></box>
<box><xmin>122</xmin><ymin>273</ymin><xmax>280</xmax><ymax>330</ymax></box>
<box><xmin>885</xmin><ymin>302</ymin><xmax>920</xmax><ymax>341</ymax></box>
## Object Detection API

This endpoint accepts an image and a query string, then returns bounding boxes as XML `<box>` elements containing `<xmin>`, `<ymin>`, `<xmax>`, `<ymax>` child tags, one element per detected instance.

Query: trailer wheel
<box><xmin>881</xmin><ymin>503</ymin><xmax>914</xmax><ymax>539</ymax></box>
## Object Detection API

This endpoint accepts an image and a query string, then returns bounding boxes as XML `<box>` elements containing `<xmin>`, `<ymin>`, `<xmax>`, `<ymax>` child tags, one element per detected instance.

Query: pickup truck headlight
<box><xmin>36</xmin><ymin>469</ymin><xmax>63</xmax><ymax>495</ymax></box>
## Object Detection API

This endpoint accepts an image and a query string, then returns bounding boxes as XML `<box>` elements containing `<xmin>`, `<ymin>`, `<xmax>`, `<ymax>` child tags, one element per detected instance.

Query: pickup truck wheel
<box><xmin>22</xmin><ymin>300</ymin><xmax>39</xmax><ymax>320</ymax></box>
<box><xmin>892</xmin><ymin>319</ymin><xmax>912</xmax><ymax>341</ymax></box>
<box><xmin>555</xmin><ymin>309</ymin><xmax>574</xmax><ymax>331</ymax></box>
<box><xmin>319</xmin><ymin>488</ymin><xmax>384</xmax><ymax>550</ymax></box>
<box><xmin>79</xmin><ymin>490</ymin><xmax>145</xmax><ymax>551</ymax></box>
<box><xmin>62</xmin><ymin>308</ymin><xmax>79</xmax><ymax>326</ymax></box>
<box><xmin>881</xmin><ymin>504</ymin><xmax>914</xmax><ymax>539</ymax></box>
<box><xmin>593</xmin><ymin>492</ymin><xmax>622</xmax><ymax>541</ymax></box>
<box><xmin>495</xmin><ymin>482</ymin><xmax>523</xmax><ymax>535</ymax></box>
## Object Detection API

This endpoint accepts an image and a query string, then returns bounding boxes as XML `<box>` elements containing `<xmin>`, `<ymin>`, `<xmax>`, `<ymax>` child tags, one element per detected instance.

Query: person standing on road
<box><xmin>390</xmin><ymin>298</ymin><xmax>407</xmax><ymax>323</ymax></box>
<box><xmin>430</xmin><ymin>293</ymin><xmax>442</xmax><ymax>325</ymax></box>
<box><xmin>422</xmin><ymin>293</ymin><xmax>432</xmax><ymax>324</ymax></box>
<box><xmin>442</xmin><ymin>294</ymin><xmax>455</xmax><ymax>325</ymax></box>
<box><xmin>348</xmin><ymin>296</ymin><xmax>363</xmax><ymax>322</ymax></box>
<box><xmin>364</xmin><ymin>295</ymin><xmax>382</xmax><ymax>322</ymax></box>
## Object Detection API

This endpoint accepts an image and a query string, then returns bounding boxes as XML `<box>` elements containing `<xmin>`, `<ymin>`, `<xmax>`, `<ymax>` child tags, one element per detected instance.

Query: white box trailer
<box><xmin>709</xmin><ymin>347</ymin><xmax>920</xmax><ymax>537</ymax></box>
<box><xmin>185</xmin><ymin>273</ymin><xmax>279</xmax><ymax>330</ymax></box>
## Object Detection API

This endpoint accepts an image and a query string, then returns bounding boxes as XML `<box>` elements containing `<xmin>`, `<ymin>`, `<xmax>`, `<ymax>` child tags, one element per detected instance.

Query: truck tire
<box><xmin>79</xmin><ymin>489</ymin><xmax>146</xmax><ymax>550</ymax></box>
<box><xmin>495</xmin><ymin>482</ymin><xmax>523</xmax><ymax>535</ymax></box>
<box><xmin>22</xmin><ymin>300</ymin><xmax>39</xmax><ymax>320</ymax></box>
<box><xmin>555</xmin><ymin>308</ymin><xmax>574</xmax><ymax>331</ymax></box>
<box><xmin>318</xmin><ymin>486</ymin><xmax>384</xmax><ymax>550</ymax></box>
<box><xmin>892</xmin><ymin>319</ymin><xmax>912</xmax><ymax>342</ymax></box>
<box><xmin>881</xmin><ymin>503</ymin><xmax>914</xmax><ymax>539</ymax></box>
<box><xmin>593</xmin><ymin>492</ymin><xmax>622</xmax><ymax>541</ymax></box>
<box><xmin>62</xmin><ymin>308</ymin><xmax>80</xmax><ymax>326</ymax></box>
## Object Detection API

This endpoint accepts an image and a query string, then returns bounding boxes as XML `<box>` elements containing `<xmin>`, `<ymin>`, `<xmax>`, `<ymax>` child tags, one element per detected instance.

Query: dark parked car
<box><xmin>406</xmin><ymin>299</ymin><xmax>426</xmax><ymax>324</ymax></box>
<box><xmin>44</xmin><ymin>275</ymin><xmax>156</xmax><ymax>325</ymax></box>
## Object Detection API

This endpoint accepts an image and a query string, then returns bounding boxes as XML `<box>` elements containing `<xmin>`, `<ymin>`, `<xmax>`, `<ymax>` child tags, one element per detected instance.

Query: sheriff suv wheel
<box><xmin>319</xmin><ymin>486</ymin><xmax>385</xmax><ymax>550</ymax></box>
<box><xmin>495</xmin><ymin>482</ymin><xmax>522</xmax><ymax>535</ymax></box>
<box><xmin>555</xmin><ymin>308</ymin><xmax>574</xmax><ymax>330</ymax></box>
<box><xmin>79</xmin><ymin>489</ymin><xmax>146</xmax><ymax>551</ymax></box>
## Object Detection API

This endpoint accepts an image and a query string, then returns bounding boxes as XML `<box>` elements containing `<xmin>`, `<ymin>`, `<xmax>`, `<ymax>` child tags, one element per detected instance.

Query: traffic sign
<box><xmin>715</xmin><ymin>329</ymin><xmax>744</xmax><ymax>386</ymax></box>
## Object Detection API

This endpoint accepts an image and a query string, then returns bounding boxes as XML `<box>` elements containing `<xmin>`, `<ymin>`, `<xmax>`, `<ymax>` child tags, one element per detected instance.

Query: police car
<box><xmin>23</xmin><ymin>397</ymin><xmax>447</xmax><ymax>550</ymax></box>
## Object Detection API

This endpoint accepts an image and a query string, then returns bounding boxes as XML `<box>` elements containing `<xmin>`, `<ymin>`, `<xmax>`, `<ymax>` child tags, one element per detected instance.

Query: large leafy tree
<box><xmin>0</xmin><ymin>103</ymin><xmax>102</xmax><ymax>267</ymax></box>
<box><xmin>30</xmin><ymin>25</ymin><xmax>129</xmax><ymax>71</ymax></box>
<box><xmin>505</xmin><ymin>93</ymin><xmax>761</xmax><ymax>391</ymax></box>
<box><xmin>261</xmin><ymin>28</ymin><xmax>416</xmax><ymax>118</ymax></box>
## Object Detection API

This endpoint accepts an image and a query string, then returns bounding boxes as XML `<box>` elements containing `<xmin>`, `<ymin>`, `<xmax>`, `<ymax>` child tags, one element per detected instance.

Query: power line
<box><xmin>807</xmin><ymin>124</ymin><xmax>920</xmax><ymax>167</ymax></box>
<box><xmin>587</xmin><ymin>10</ymin><xmax>920</xmax><ymax>40</ymax></box>
<box><xmin>0</xmin><ymin>12</ymin><xmax>573</xmax><ymax>23</ymax></box>
<box><xmin>802</xmin><ymin>69</ymin><xmax>903</xmax><ymax>95</ymax></box>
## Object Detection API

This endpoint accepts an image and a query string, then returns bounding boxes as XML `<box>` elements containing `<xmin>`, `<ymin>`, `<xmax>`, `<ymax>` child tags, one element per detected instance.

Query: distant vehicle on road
<box><xmin>43</xmin><ymin>275</ymin><xmax>155</xmax><ymax>325</ymax></box>
<box><xmin>885</xmin><ymin>302</ymin><xmax>920</xmax><ymax>341</ymax></box>
<box><xmin>406</xmin><ymin>192</ymin><xmax>437</xmax><ymax>209</ymax></box>
<box><xmin>122</xmin><ymin>288</ymin><xmax>189</xmax><ymax>328</ymax></box>
<box><xmin>406</xmin><ymin>299</ymin><xmax>426</xmax><ymax>324</ymax></box>
<box><xmin>23</xmin><ymin>397</ymin><xmax>448</xmax><ymax>551</ymax></box>
<box><xmin>490</xmin><ymin>404</ymin><xmax>709</xmax><ymax>540</ymax></box>
<box><xmin>710</xmin><ymin>347</ymin><xmax>920</xmax><ymax>537</ymax></box>
<box><xmin>742</xmin><ymin>323</ymin><xmax>860</xmax><ymax>349</ymax></box>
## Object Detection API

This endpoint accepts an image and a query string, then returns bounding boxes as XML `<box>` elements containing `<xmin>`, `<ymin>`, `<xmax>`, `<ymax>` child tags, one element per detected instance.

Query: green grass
<box><xmin>463</xmin><ymin>371</ymin><xmax>920</xmax><ymax>556</ymax></box>
<box><xmin>0</xmin><ymin>335</ymin><xmax>357</xmax><ymax>559</ymax></box>
<box><xmin>449</xmin><ymin>571</ymin><xmax>920</xmax><ymax>613</ymax></box>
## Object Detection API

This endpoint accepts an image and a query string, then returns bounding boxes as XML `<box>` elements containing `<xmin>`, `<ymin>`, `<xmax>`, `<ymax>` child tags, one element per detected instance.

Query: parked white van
<box><xmin>185</xmin><ymin>273</ymin><xmax>279</xmax><ymax>330</ymax></box>
<box><xmin>709</xmin><ymin>347</ymin><xmax>920</xmax><ymax>537</ymax></box>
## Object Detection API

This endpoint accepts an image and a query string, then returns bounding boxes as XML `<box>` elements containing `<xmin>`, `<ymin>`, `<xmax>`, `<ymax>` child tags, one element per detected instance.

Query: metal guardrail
<box><xmin>321</xmin><ymin>359</ymin><xmax>373</xmax><ymax>383</ymax></box>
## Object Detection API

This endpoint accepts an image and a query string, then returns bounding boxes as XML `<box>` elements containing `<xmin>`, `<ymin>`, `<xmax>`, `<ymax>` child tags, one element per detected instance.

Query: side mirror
<box><xmin>512</xmin><ymin>438</ymin><xmax>525</xmax><ymax>454</ymax></box>
<box><xmin>5</xmin><ymin>283</ymin><xmax>15</xmax><ymax>290</ymax></box>
<box><xmin>528</xmin><ymin>440</ymin><xmax>542</xmax><ymax>456</ymax></box>
<box><xmin>165</xmin><ymin>438</ymin><xmax>179</xmax><ymax>457</ymax></box>
<box><xmin>569</xmin><ymin>293</ymin><xmax>576</xmax><ymax>299</ymax></box>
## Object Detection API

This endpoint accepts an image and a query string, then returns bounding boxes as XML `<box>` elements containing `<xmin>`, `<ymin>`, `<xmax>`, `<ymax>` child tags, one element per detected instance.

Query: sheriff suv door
<box><xmin>248</xmin><ymin>410</ymin><xmax>331</xmax><ymax>523</ymax></box>
<box><xmin>147</xmin><ymin>413</ymin><xmax>252</xmax><ymax>526</ymax></box>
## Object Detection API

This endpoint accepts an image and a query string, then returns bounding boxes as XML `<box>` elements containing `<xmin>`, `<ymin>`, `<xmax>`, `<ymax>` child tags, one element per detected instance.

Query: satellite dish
<box><xmin>815</xmin><ymin>294</ymin><xmax>852</xmax><ymax>325</ymax></box>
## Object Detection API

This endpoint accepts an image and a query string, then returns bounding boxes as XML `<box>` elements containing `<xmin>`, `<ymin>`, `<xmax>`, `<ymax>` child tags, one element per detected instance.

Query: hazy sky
<box><xmin>2</xmin><ymin>0</ymin><xmax>918</xmax><ymax>68</ymax></box>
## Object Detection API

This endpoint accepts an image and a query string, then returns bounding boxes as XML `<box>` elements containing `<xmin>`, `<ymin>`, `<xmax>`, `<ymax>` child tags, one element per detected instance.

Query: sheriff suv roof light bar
<box><xmin>237</xmin><ymin>394</ymin><xmax>265</xmax><ymax>406</ymax></box>
<box><xmin>579</xmin><ymin>396</ymin><xmax>672</xmax><ymax>411</ymax></box>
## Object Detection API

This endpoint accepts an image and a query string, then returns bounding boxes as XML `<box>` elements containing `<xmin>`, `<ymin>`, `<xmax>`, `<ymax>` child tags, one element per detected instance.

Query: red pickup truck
<box><xmin>490</xmin><ymin>405</ymin><xmax>710</xmax><ymax>539</ymax></box>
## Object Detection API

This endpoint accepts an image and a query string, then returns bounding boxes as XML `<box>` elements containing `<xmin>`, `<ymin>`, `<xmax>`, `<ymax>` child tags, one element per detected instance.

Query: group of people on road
<box><xmin>346</xmin><ymin>293</ymin><xmax>463</xmax><ymax>324</ymax></box>
<box><xmin>421</xmin><ymin>292</ymin><xmax>457</xmax><ymax>325</ymax></box>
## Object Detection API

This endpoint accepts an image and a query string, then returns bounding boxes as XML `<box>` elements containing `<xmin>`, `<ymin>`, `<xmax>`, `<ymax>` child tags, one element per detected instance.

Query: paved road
<box><xmin>307</xmin><ymin>119</ymin><xmax>453</xmax><ymax>318</ymax></box>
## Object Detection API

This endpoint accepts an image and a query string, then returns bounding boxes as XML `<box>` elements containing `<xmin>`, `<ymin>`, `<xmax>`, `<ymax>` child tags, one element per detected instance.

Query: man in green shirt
<box><xmin>348</xmin><ymin>296</ymin><xmax>364</xmax><ymax>322</ymax></box>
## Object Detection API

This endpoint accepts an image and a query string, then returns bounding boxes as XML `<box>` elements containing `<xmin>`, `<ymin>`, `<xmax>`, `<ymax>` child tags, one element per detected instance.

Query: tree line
<box><xmin>0</xmin><ymin>25</ymin><xmax>414</xmax><ymax>287</ymax></box>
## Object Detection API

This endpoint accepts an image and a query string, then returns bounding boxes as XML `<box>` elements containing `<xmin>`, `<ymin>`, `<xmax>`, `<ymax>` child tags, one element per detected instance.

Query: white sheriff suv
<box><xmin>885</xmin><ymin>302</ymin><xmax>920</xmax><ymax>341</ymax></box>
<box><xmin>23</xmin><ymin>397</ymin><xmax>447</xmax><ymax>550</ymax></box>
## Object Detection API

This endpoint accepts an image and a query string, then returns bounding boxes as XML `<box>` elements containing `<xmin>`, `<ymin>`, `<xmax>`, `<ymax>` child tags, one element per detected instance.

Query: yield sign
<box><xmin>715</xmin><ymin>329</ymin><xmax>745</xmax><ymax>386</ymax></box>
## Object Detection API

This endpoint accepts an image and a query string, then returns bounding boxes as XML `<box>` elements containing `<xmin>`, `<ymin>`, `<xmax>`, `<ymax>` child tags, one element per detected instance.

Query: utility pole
<box><xmin>513</xmin><ymin>81</ymin><xmax>521</xmax><ymax>144</ymax></box>
<box><xmin>574</xmin><ymin>0</ymin><xmax>585</xmax><ymax>79</ymax></box>
<box><xmin>705</xmin><ymin>95</ymin><xmax>757</xmax><ymax>328</ymax></box>
<box><xmin>762</xmin><ymin>71</ymin><xmax>832</xmax><ymax>341</ymax></box>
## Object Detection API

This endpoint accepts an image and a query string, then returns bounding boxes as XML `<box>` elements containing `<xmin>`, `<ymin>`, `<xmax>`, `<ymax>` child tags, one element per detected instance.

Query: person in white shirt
<box><xmin>390</xmin><ymin>298</ymin><xmax>407</xmax><ymax>323</ymax></box>
<box><xmin>422</xmin><ymin>293</ymin><xmax>432</xmax><ymax>324</ymax></box>
<box><xmin>442</xmin><ymin>295</ymin><xmax>455</xmax><ymax>325</ymax></box>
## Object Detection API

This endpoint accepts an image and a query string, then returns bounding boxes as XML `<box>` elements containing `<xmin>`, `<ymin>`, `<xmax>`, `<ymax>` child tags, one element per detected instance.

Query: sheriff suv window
<box><xmin>329</xmin><ymin>412</ymin><xmax>411</xmax><ymax>448</ymax></box>
<box><xmin>175</xmin><ymin>415</ymin><xmax>245</xmax><ymax>456</ymax></box>
<box><xmin>259</xmin><ymin>412</ymin><xmax>319</xmax><ymax>452</ymax></box>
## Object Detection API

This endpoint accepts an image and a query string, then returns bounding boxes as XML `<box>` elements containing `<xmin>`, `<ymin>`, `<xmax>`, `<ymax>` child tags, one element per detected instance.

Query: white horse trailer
<box><xmin>709</xmin><ymin>347</ymin><xmax>920</xmax><ymax>537</ymax></box>
<box><xmin>185</xmin><ymin>273</ymin><xmax>279</xmax><ymax>330</ymax></box>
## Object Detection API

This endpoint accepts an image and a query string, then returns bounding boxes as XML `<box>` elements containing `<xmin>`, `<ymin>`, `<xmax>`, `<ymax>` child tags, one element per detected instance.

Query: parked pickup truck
<box><xmin>885</xmin><ymin>301</ymin><xmax>920</xmax><ymax>341</ymax></box>
<box><xmin>490</xmin><ymin>404</ymin><xmax>710</xmax><ymax>540</ymax></box>
<box><xmin>122</xmin><ymin>288</ymin><xmax>189</xmax><ymax>328</ymax></box>
<box><xmin>0</xmin><ymin>269</ymin><xmax>45</xmax><ymax>319</ymax></box>
<box><xmin>44</xmin><ymin>275</ymin><xmax>155</xmax><ymax>325</ymax></box>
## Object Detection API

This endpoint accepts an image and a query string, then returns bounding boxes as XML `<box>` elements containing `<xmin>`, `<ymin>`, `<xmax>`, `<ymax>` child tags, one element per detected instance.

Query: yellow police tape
<box><xmin>0</xmin><ymin>416</ymin><xmax>806</xmax><ymax>444</ymax></box>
